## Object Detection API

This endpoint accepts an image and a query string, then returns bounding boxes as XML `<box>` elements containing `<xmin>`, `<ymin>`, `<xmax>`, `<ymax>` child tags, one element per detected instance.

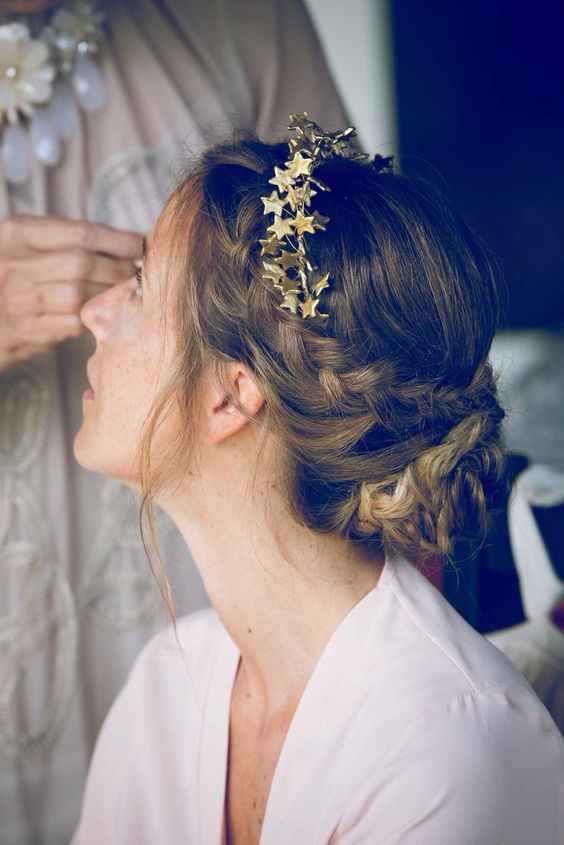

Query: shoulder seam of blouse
<box><xmin>445</xmin><ymin>683</ymin><xmax>564</xmax><ymax>742</ymax></box>
<box><xmin>386</xmin><ymin>564</ymin><xmax>483</xmax><ymax>694</ymax></box>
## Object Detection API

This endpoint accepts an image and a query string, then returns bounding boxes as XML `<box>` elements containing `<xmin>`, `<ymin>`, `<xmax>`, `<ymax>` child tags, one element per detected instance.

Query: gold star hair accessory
<box><xmin>259</xmin><ymin>111</ymin><xmax>370</xmax><ymax>319</ymax></box>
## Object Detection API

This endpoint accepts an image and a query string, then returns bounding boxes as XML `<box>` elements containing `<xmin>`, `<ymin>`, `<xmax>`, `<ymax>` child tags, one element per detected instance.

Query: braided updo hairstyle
<box><xmin>139</xmin><ymin>130</ymin><xmax>506</xmax><ymax>605</ymax></box>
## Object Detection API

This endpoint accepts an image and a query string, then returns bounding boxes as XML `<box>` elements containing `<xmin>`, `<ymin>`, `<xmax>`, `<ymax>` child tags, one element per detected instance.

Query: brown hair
<box><xmin>137</xmin><ymin>132</ymin><xmax>506</xmax><ymax>621</ymax></box>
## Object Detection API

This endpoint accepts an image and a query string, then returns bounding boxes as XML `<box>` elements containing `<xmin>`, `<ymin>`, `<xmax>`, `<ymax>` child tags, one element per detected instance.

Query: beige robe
<box><xmin>0</xmin><ymin>2</ymin><xmax>349</xmax><ymax>842</ymax></box>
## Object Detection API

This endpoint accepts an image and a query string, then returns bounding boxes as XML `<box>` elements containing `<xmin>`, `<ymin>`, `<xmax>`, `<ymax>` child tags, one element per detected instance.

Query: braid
<box><xmin>355</xmin><ymin>401</ymin><xmax>505</xmax><ymax>557</ymax></box>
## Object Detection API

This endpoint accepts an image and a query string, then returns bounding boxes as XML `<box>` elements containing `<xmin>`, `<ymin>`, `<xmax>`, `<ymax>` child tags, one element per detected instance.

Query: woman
<box><xmin>71</xmin><ymin>115</ymin><xmax>563</xmax><ymax>844</ymax></box>
<box><xmin>0</xmin><ymin>2</ymin><xmax>350</xmax><ymax>841</ymax></box>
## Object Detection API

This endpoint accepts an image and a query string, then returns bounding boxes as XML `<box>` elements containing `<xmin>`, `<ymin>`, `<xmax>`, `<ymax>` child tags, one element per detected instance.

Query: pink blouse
<box><xmin>71</xmin><ymin>552</ymin><xmax>564</xmax><ymax>844</ymax></box>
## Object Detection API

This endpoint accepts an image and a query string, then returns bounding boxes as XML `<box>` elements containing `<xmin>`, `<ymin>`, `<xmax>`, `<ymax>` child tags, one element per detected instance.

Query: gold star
<box><xmin>288</xmin><ymin>111</ymin><xmax>312</xmax><ymax>131</ymax></box>
<box><xmin>275</xmin><ymin>275</ymin><xmax>301</xmax><ymax>295</ymax></box>
<box><xmin>312</xmin><ymin>272</ymin><xmax>330</xmax><ymax>295</ymax></box>
<box><xmin>286</xmin><ymin>183</ymin><xmax>317</xmax><ymax>211</ymax></box>
<box><xmin>332</xmin><ymin>140</ymin><xmax>349</xmax><ymax>157</ymax></box>
<box><xmin>262</xmin><ymin>260</ymin><xmax>286</xmax><ymax>283</ymax></box>
<box><xmin>268</xmin><ymin>166</ymin><xmax>295</xmax><ymax>193</ymax></box>
<box><xmin>288</xmin><ymin>112</ymin><xmax>318</xmax><ymax>145</ymax></box>
<box><xmin>290</xmin><ymin>211</ymin><xmax>316</xmax><ymax>236</ymax></box>
<box><xmin>312</xmin><ymin>210</ymin><xmax>330</xmax><ymax>231</ymax></box>
<box><xmin>285</xmin><ymin>185</ymin><xmax>300</xmax><ymax>211</ymax></box>
<box><xmin>300</xmin><ymin>296</ymin><xmax>324</xmax><ymax>318</ymax></box>
<box><xmin>280</xmin><ymin>292</ymin><xmax>299</xmax><ymax>314</ymax></box>
<box><xmin>261</xmin><ymin>190</ymin><xmax>288</xmax><ymax>216</ymax></box>
<box><xmin>288</xmin><ymin>136</ymin><xmax>314</xmax><ymax>154</ymax></box>
<box><xmin>259</xmin><ymin>233</ymin><xmax>281</xmax><ymax>255</ymax></box>
<box><xmin>278</xmin><ymin>249</ymin><xmax>302</xmax><ymax>270</ymax></box>
<box><xmin>267</xmin><ymin>216</ymin><xmax>294</xmax><ymax>239</ymax></box>
<box><xmin>284</xmin><ymin>150</ymin><xmax>313</xmax><ymax>180</ymax></box>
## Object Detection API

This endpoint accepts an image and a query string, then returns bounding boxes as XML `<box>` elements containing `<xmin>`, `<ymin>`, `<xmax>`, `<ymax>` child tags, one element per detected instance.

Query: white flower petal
<box><xmin>20</xmin><ymin>40</ymin><xmax>49</xmax><ymax>70</ymax></box>
<box><xmin>18</xmin><ymin>78</ymin><xmax>53</xmax><ymax>104</ymax></box>
<box><xmin>36</xmin><ymin>65</ymin><xmax>56</xmax><ymax>84</ymax></box>
<box><xmin>0</xmin><ymin>23</ymin><xmax>30</xmax><ymax>44</ymax></box>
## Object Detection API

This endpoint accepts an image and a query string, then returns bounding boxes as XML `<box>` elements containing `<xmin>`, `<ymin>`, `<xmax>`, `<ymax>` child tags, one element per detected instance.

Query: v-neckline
<box><xmin>197</xmin><ymin>554</ymin><xmax>395</xmax><ymax>845</ymax></box>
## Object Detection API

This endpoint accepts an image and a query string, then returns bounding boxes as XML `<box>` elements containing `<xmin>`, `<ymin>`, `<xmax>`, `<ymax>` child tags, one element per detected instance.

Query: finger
<box><xmin>14</xmin><ymin>313</ymin><xmax>84</xmax><ymax>345</ymax></box>
<box><xmin>2</xmin><ymin>251</ymin><xmax>136</xmax><ymax>287</ymax></box>
<box><xmin>1</xmin><ymin>275</ymin><xmax>126</xmax><ymax>319</ymax></box>
<box><xmin>0</xmin><ymin>215</ymin><xmax>143</xmax><ymax>260</ymax></box>
<box><xmin>33</xmin><ymin>280</ymin><xmax>109</xmax><ymax>314</ymax></box>
<box><xmin>0</xmin><ymin>342</ymin><xmax>51</xmax><ymax>372</ymax></box>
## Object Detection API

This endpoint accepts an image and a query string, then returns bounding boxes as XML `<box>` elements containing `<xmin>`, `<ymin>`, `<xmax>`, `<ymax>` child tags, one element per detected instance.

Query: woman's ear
<box><xmin>206</xmin><ymin>363</ymin><xmax>265</xmax><ymax>444</ymax></box>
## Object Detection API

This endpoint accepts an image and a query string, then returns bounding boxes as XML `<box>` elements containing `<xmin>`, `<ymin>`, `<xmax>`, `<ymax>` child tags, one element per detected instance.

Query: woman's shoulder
<box><xmin>71</xmin><ymin>606</ymin><xmax>223</xmax><ymax>844</ymax></box>
<box><xmin>335</xmin><ymin>681</ymin><xmax>564</xmax><ymax>844</ymax></box>
<box><xmin>374</xmin><ymin>555</ymin><xmax>561</xmax><ymax>726</ymax></box>
<box><xmin>128</xmin><ymin>605</ymin><xmax>224</xmax><ymax>686</ymax></box>
<box><xmin>90</xmin><ymin>606</ymin><xmax>226</xmax><ymax>736</ymax></box>
<box><xmin>79</xmin><ymin>606</ymin><xmax>224</xmax><ymax>783</ymax></box>
<box><xmin>319</xmin><ymin>558</ymin><xmax>564</xmax><ymax>842</ymax></box>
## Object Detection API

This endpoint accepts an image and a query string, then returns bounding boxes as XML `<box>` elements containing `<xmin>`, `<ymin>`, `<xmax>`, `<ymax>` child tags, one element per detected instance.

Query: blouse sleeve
<box><xmin>334</xmin><ymin>686</ymin><xmax>564</xmax><ymax>845</ymax></box>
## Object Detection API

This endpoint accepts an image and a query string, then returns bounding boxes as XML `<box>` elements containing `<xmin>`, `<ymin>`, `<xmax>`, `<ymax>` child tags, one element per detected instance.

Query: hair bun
<box><xmin>355</xmin><ymin>404</ymin><xmax>506</xmax><ymax>558</ymax></box>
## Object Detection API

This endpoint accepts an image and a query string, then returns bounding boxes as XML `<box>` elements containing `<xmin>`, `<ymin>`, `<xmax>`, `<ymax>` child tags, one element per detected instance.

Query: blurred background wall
<box><xmin>305</xmin><ymin>0</ymin><xmax>564</xmax><ymax>471</ymax></box>
<box><xmin>305</xmin><ymin>0</ymin><xmax>396</xmax><ymax>157</ymax></box>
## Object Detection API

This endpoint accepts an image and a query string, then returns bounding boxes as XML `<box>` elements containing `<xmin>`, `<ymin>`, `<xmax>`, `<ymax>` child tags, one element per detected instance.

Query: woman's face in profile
<box><xmin>74</xmin><ymin>212</ymin><xmax>178</xmax><ymax>486</ymax></box>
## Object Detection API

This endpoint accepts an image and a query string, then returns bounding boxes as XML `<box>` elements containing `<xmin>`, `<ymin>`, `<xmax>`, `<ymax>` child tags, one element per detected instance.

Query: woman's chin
<box><xmin>73</xmin><ymin>423</ymin><xmax>113</xmax><ymax>475</ymax></box>
<box><xmin>73</xmin><ymin>428</ymin><xmax>103</xmax><ymax>474</ymax></box>
<box><xmin>73</xmin><ymin>428</ymin><xmax>141</xmax><ymax>488</ymax></box>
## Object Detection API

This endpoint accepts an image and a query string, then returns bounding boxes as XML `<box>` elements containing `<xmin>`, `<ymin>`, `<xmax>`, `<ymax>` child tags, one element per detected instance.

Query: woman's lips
<box><xmin>86</xmin><ymin>359</ymin><xmax>97</xmax><ymax>394</ymax></box>
<box><xmin>83</xmin><ymin>388</ymin><xmax>95</xmax><ymax>401</ymax></box>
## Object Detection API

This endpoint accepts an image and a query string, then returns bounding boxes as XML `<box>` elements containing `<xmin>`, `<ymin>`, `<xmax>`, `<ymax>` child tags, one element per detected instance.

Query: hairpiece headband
<box><xmin>259</xmin><ymin>111</ymin><xmax>370</xmax><ymax>320</ymax></box>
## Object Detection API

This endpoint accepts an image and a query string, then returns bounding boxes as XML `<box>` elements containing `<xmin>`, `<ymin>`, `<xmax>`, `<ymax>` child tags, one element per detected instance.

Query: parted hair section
<box><xmin>147</xmin><ymin>132</ymin><xmax>506</xmax><ymax>565</ymax></box>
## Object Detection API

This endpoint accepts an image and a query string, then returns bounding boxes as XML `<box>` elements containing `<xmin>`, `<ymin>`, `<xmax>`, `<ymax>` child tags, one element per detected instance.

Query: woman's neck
<box><xmin>161</xmin><ymin>472</ymin><xmax>384</xmax><ymax>718</ymax></box>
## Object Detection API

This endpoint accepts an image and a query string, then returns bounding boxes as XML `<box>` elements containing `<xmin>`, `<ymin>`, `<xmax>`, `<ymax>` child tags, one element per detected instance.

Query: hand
<box><xmin>0</xmin><ymin>214</ymin><xmax>142</xmax><ymax>374</ymax></box>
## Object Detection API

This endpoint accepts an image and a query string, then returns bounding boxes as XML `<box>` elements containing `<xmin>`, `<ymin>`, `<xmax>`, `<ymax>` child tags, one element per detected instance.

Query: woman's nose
<box><xmin>80</xmin><ymin>278</ymin><xmax>133</xmax><ymax>340</ymax></box>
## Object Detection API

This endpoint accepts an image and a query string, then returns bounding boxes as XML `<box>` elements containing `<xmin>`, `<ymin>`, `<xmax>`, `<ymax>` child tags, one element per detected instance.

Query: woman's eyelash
<box><xmin>134</xmin><ymin>265</ymin><xmax>143</xmax><ymax>297</ymax></box>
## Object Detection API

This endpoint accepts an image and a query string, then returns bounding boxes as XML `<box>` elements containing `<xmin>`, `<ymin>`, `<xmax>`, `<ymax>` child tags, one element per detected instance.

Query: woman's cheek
<box><xmin>106</xmin><ymin>298</ymin><xmax>145</xmax><ymax>343</ymax></box>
